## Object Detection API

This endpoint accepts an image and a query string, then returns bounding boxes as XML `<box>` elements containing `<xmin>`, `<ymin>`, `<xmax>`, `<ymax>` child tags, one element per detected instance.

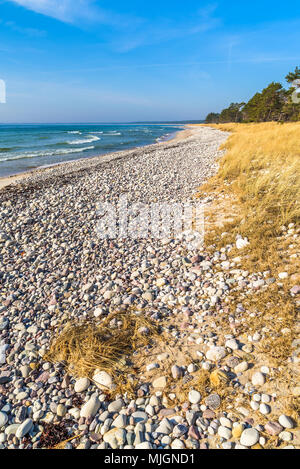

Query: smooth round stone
<box><xmin>156</xmin><ymin>419</ymin><xmax>173</xmax><ymax>434</ymax></box>
<box><xmin>220</xmin><ymin>417</ymin><xmax>232</xmax><ymax>428</ymax></box>
<box><xmin>161</xmin><ymin>435</ymin><xmax>172</xmax><ymax>445</ymax></box>
<box><xmin>171</xmin><ymin>439</ymin><xmax>185</xmax><ymax>449</ymax></box>
<box><xmin>260</xmin><ymin>404</ymin><xmax>271</xmax><ymax>415</ymax></box>
<box><xmin>218</xmin><ymin>426</ymin><xmax>232</xmax><ymax>440</ymax></box>
<box><xmin>171</xmin><ymin>365</ymin><xmax>183</xmax><ymax>379</ymax></box>
<box><xmin>74</xmin><ymin>378</ymin><xmax>90</xmax><ymax>393</ymax></box>
<box><xmin>0</xmin><ymin>412</ymin><xmax>8</xmax><ymax>428</ymax></box>
<box><xmin>251</xmin><ymin>401</ymin><xmax>260</xmax><ymax>411</ymax></box>
<box><xmin>103</xmin><ymin>428</ymin><xmax>126</xmax><ymax>448</ymax></box>
<box><xmin>173</xmin><ymin>424</ymin><xmax>188</xmax><ymax>438</ymax></box>
<box><xmin>5</xmin><ymin>424</ymin><xmax>20</xmax><ymax>436</ymax></box>
<box><xmin>234</xmin><ymin>361</ymin><xmax>248</xmax><ymax>373</ymax></box>
<box><xmin>261</xmin><ymin>394</ymin><xmax>271</xmax><ymax>404</ymax></box>
<box><xmin>225</xmin><ymin>339</ymin><xmax>239</xmax><ymax>350</ymax></box>
<box><xmin>56</xmin><ymin>404</ymin><xmax>66</xmax><ymax>417</ymax></box>
<box><xmin>16</xmin><ymin>419</ymin><xmax>33</xmax><ymax>438</ymax></box>
<box><xmin>252</xmin><ymin>372</ymin><xmax>265</xmax><ymax>386</ymax></box>
<box><xmin>240</xmin><ymin>428</ymin><xmax>260</xmax><ymax>447</ymax></box>
<box><xmin>80</xmin><ymin>395</ymin><xmax>101</xmax><ymax>418</ymax></box>
<box><xmin>136</xmin><ymin>442</ymin><xmax>153</xmax><ymax>449</ymax></box>
<box><xmin>20</xmin><ymin>365</ymin><xmax>30</xmax><ymax>378</ymax></box>
<box><xmin>187</xmin><ymin>364</ymin><xmax>197</xmax><ymax>373</ymax></box>
<box><xmin>152</xmin><ymin>376</ymin><xmax>167</xmax><ymax>389</ymax></box>
<box><xmin>132</xmin><ymin>411</ymin><xmax>148</xmax><ymax>423</ymax></box>
<box><xmin>108</xmin><ymin>399</ymin><xmax>124</xmax><ymax>413</ymax></box>
<box><xmin>279</xmin><ymin>431</ymin><xmax>293</xmax><ymax>442</ymax></box>
<box><xmin>93</xmin><ymin>371</ymin><xmax>113</xmax><ymax>390</ymax></box>
<box><xmin>188</xmin><ymin>390</ymin><xmax>201</xmax><ymax>404</ymax></box>
<box><xmin>279</xmin><ymin>415</ymin><xmax>295</xmax><ymax>429</ymax></box>
<box><xmin>222</xmin><ymin>442</ymin><xmax>233</xmax><ymax>449</ymax></box>
<box><xmin>206</xmin><ymin>346</ymin><xmax>227</xmax><ymax>362</ymax></box>
<box><xmin>113</xmin><ymin>414</ymin><xmax>127</xmax><ymax>429</ymax></box>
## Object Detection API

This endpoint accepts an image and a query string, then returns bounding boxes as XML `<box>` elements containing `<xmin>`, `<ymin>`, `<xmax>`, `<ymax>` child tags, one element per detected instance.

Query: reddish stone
<box><xmin>182</xmin><ymin>402</ymin><xmax>190</xmax><ymax>411</ymax></box>
<box><xmin>159</xmin><ymin>408</ymin><xmax>176</xmax><ymax>418</ymax></box>
<box><xmin>36</xmin><ymin>371</ymin><xmax>50</xmax><ymax>383</ymax></box>
<box><xmin>188</xmin><ymin>425</ymin><xmax>200</xmax><ymax>440</ymax></box>
<box><xmin>290</xmin><ymin>285</ymin><xmax>300</xmax><ymax>295</ymax></box>
<box><xmin>90</xmin><ymin>433</ymin><xmax>102</xmax><ymax>443</ymax></box>
<box><xmin>203</xmin><ymin>409</ymin><xmax>216</xmax><ymax>419</ymax></box>
<box><xmin>265</xmin><ymin>421</ymin><xmax>283</xmax><ymax>436</ymax></box>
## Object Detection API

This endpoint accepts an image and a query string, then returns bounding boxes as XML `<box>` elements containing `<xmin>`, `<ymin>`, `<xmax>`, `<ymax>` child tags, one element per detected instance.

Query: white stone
<box><xmin>234</xmin><ymin>361</ymin><xmax>248</xmax><ymax>373</ymax></box>
<box><xmin>279</xmin><ymin>431</ymin><xmax>293</xmax><ymax>442</ymax></box>
<box><xmin>218</xmin><ymin>426</ymin><xmax>232</xmax><ymax>440</ymax></box>
<box><xmin>108</xmin><ymin>399</ymin><xmax>123</xmax><ymax>413</ymax></box>
<box><xmin>279</xmin><ymin>415</ymin><xmax>295</xmax><ymax>429</ymax></box>
<box><xmin>188</xmin><ymin>390</ymin><xmax>201</xmax><ymax>404</ymax></box>
<box><xmin>236</xmin><ymin>237</ymin><xmax>249</xmax><ymax>250</ymax></box>
<box><xmin>261</xmin><ymin>394</ymin><xmax>271</xmax><ymax>404</ymax></box>
<box><xmin>80</xmin><ymin>395</ymin><xmax>101</xmax><ymax>418</ymax></box>
<box><xmin>225</xmin><ymin>339</ymin><xmax>239</xmax><ymax>350</ymax></box>
<box><xmin>112</xmin><ymin>414</ymin><xmax>127</xmax><ymax>429</ymax></box>
<box><xmin>93</xmin><ymin>370</ymin><xmax>113</xmax><ymax>390</ymax></box>
<box><xmin>250</xmin><ymin>401</ymin><xmax>259</xmax><ymax>411</ymax></box>
<box><xmin>74</xmin><ymin>378</ymin><xmax>90</xmax><ymax>393</ymax></box>
<box><xmin>220</xmin><ymin>417</ymin><xmax>232</xmax><ymax>428</ymax></box>
<box><xmin>136</xmin><ymin>442</ymin><xmax>153</xmax><ymax>449</ymax></box>
<box><xmin>206</xmin><ymin>346</ymin><xmax>227</xmax><ymax>361</ymax></box>
<box><xmin>252</xmin><ymin>371</ymin><xmax>265</xmax><ymax>386</ymax></box>
<box><xmin>16</xmin><ymin>418</ymin><xmax>33</xmax><ymax>438</ymax></box>
<box><xmin>187</xmin><ymin>363</ymin><xmax>197</xmax><ymax>373</ymax></box>
<box><xmin>171</xmin><ymin>439</ymin><xmax>185</xmax><ymax>449</ymax></box>
<box><xmin>146</xmin><ymin>363</ymin><xmax>159</xmax><ymax>371</ymax></box>
<box><xmin>240</xmin><ymin>428</ymin><xmax>259</xmax><ymax>447</ymax></box>
<box><xmin>259</xmin><ymin>403</ymin><xmax>271</xmax><ymax>415</ymax></box>
<box><xmin>278</xmin><ymin>272</ymin><xmax>288</xmax><ymax>279</ymax></box>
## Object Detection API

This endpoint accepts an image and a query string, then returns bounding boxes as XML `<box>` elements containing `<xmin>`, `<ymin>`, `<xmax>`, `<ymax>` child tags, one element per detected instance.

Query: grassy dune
<box><xmin>197</xmin><ymin>122</ymin><xmax>299</xmax><ymax>412</ymax></box>
<box><xmin>200</xmin><ymin>122</ymin><xmax>300</xmax><ymax>272</ymax></box>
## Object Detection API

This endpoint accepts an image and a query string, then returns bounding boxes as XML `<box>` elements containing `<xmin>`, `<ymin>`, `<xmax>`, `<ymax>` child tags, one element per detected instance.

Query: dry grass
<box><xmin>196</xmin><ymin>122</ymin><xmax>299</xmax><ymax>362</ymax></box>
<box><xmin>45</xmin><ymin>310</ymin><xmax>158</xmax><ymax>396</ymax></box>
<box><xmin>193</xmin><ymin>122</ymin><xmax>300</xmax><ymax>431</ymax></box>
<box><xmin>197</xmin><ymin>122</ymin><xmax>300</xmax><ymax>270</ymax></box>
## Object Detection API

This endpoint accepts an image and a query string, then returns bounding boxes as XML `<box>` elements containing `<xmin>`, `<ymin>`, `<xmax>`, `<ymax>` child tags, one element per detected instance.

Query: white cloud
<box><xmin>9</xmin><ymin>0</ymin><xmax>121</xmax><ymax>25</ymax></box>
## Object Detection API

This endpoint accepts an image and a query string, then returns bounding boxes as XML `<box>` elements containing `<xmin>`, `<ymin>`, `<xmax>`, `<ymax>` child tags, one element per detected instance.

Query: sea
<box><xmin>0</xmin><ymin>123</ymin><xmax>185</xmax><ymax>178</ymax></box>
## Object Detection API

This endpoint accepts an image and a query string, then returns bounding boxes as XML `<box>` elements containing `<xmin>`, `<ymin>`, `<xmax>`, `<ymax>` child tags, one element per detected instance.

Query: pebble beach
<box><xmin>0</xmin><ymin>125</ymin><xmax>299</xmax><ymax>450</ymax></box>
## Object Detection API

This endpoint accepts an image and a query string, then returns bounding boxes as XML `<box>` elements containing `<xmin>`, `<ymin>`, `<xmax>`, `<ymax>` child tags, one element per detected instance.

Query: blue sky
<box><xmin>0</xmin><ymin>0</ymin><xmax>300</xmax><ymax>123</ymax></box>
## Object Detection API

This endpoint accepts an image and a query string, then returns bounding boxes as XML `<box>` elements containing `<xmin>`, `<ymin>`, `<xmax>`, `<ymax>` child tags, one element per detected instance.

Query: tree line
<box><xmin>205</xmin><ymin>67</ymin><xmax>300</xmax><ymax>124</ymax></box>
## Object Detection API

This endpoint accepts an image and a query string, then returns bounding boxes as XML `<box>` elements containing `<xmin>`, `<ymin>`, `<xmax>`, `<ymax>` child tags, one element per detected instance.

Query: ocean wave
<box><xmin>67</xmin><ymin>131</ymin><xmax>82</xmax><ymax>134</ymax></box>
<box><xmin>67</xmin><ymin>135</ymin><xmax>101</xmax><ymax>145</ymax></box>
<box><xmin>0</xmin><ymin>146</ymin><xmax>95</xmax><ymax>162</ymax></box>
